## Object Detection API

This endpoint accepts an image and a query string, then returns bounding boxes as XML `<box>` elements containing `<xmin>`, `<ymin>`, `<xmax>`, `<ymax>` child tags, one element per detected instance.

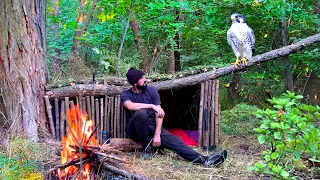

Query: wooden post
<box><xmin>123</xmin><ymin>107</ymin><xmax>126</xmax><ymax>138</ymax></box>
<box><xmin>207</xmin><ymin>80</ymin><xmax>212</xmax><ymax>146</ymax></box>
<box><xmin>113</xmin><ymin>96</ymin><xmax>118</xmax><ymax>138</ymax></box>
<box><xmin>120</xmin><ymin>104</ymin><xmax>124</xmax><ymax>138</ymax></box>
<box><xmin>65</xmin><ymin>97</ymin><xmax>69</xmax><ymax>124</ymax></box>
<box><xmin>54</xmin><ymin>98</ymin><xmax>60</xmax><ymax>140</ymax></box>
<box><xmin>91</xmin><ymin>96</ymin><xmax>95</xmax><ymax>121</ymax></box>
<box><xmin>82</xmin><ymin>97</ymin><xmax>86</xmax><ymax>114</ymax></box>
<box><xmin>76</xmin><ymin>97</ymin><xmax>80</xmax><ymax>108</ymax></box>
<box><xmin>218</xmin><ymin>104</ymin><xmax>221</xmax><ymax>143</ymax></box>
<box><xmin>95</xmin><ymin>99</ymin><xmax>100</xmax><ymax>142</ymax></box>
<box><xmin>198</xmin><ymin>83</ymin><xmax>204</xmax><ymax>148</ymax></box>
<box><xmin>214</xmin><ymin>80</ymin><xmax>220</xmax><ymax>144</ymax></box>
<box><xmin>203</xmin><ymin>81</ymin><xmax>209</xmax><ymax>148</ymax></box>
<box><xmin>116</xmin><ymin>95</ymin><xmax>121</xmax><ymax>138</ymax></box>
<box><xmin>104</xmin><ymin>96</ymin><xmax>108</xmax><ymax>132</ymax></box>
<box><xmin>70</xmin><ymin>100</ymin><xmax>74</xmax><ymax>107</ymax></box>
<box><xmin>110</xmin><ymin>97</ymin><xmax>114</xmax><ymax>138</ymax></box>
<box><xmin>44</xmin><ymin>96</ymin><xmax>55</xmax><ymax>138</ymax></box>
<box><xmin>119</xmin><ymin>103</ymin><xmax>123</xmax><ymax>138</ymax></box>
<box><xmin>78</xmin><ymin>94</ymin><xmax>83</xmax><ymax>112</ymax></box>
<box><xmin>100</xmin><ymin>97</ymin><xmax>104</xmax><ymax>144</ymax></box>
<box><xmin>210</xmin><ymin>80</ymin><xmax>216</xmax><ymax>146</ymax></box>
<box><xmin>106</xmin><ymin>96</ymin><xmax>111</xmax><ymax>134</ymax></box>
<box><xmin>60</xmin><ymin>100</ymin><xmax>65</xmax><ymax>138</ymax></box>
<box><xmin>86</xmin><ymin>96</ymin><xmax>91</xmax><ymax>119</ymax></box>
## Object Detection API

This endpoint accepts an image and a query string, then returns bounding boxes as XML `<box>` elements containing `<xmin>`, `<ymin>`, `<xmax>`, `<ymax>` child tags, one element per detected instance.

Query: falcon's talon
<box><xmin>231</xmin><ymin>59</ymin><xmax>241</xmax><ymax>68</ymax></box>
<box><xmin>241</xmin><ymin>58</ymin><xmax>248</xmax><ymax>65</ymax></box>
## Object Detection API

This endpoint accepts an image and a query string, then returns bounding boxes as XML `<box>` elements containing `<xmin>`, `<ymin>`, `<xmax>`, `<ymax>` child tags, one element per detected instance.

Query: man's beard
<box><xmin>136</xmin><ymin>82</ymin><xmax>147</xmax><ymax>90</ymax></box>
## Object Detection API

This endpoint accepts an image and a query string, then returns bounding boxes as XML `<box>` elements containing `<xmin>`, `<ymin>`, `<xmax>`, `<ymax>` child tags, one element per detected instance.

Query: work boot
<box><xmin>140</xmin><ymin>146</ymin><xmax>153</xmax><ymax>160</ymax></box>
<box><xmin>203</xmin><ymin>149</ymin><xmax>228</xmax><ymax>167</ymax></box>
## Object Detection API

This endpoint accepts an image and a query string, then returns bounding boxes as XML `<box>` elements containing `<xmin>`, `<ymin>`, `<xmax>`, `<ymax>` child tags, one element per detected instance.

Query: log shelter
<box><xmin>44</xmin><ymin>79</ymin><xmax>221</xmax><ymax>147</ymax></box>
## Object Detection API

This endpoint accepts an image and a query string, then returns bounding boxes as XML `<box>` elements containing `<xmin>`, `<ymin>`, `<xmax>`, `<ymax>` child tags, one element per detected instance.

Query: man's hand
<box><xmin>152</xmin><ymin>134</ymin><xmax>161</xmax><ymax>147</ymax></box>
<box><xmin>152</xmin><ymin>105</ymin><xmax>165</xmax><ymax>118</ymax></box>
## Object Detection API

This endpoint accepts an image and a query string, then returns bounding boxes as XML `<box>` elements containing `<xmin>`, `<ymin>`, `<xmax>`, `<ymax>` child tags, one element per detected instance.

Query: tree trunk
<box><xmin>47</xmin><ymin>33</ymin><xmax>320</xmax><ymax>98</ymax></box>
<box><xmin>116</xmin><ymin>6</ymin><xmax>131</xmax><ymax>76</ymax></box>
<box><xmin>303</xmin><ymin>72</ymin><xmax>320</xmax><ymax>105</ymax></box>
<box><xmin>166</xmin><ymin>51</ymin><xmax>175</xmax><ymax>73</ymax></box>
<box><xmin>228</xmin><ymin>72</ymin><xmax>241</xmax><ymax>102</ymax></box>
<box><xmin>130</xmin><ymin>16</ymin><xmax>150</xmax><ymax>72</ymax></box>
<box><xmin>0</xmin><ymin>0</ymin><xmax>49</xmax><ymax>141</ymax></box>
<box><xmin>174</xmin><ymin>8</ymin><xmax>183</xmax><ymax>72</ymax></box>
<box><xmin>281</xmin><ymin>0</ymin><xmax>294</xmax><ymax>92</ymax></box>
<box><xmin>71</xmin><ymin>0</ymin><xmax>98</xmax><ymax>54</ymax></box>
<box><xmin>174</xmin><ymin>34</ymin><xmax>181</xmax><ymax>71</ymax></box>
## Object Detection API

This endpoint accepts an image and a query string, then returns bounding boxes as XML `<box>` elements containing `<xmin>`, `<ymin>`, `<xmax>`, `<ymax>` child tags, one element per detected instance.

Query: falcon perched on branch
<box><xmin>227</xmin><ymin>13</ymin><xmax>255</xmax><ymax>67</ymax></box>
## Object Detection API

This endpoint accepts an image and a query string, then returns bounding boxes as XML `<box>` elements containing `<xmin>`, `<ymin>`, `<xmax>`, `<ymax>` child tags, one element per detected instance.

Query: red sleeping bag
<box><xmin>167</xmin><ymin>128</ymin><xmax>198</xmax><ymax>147</ymax></box>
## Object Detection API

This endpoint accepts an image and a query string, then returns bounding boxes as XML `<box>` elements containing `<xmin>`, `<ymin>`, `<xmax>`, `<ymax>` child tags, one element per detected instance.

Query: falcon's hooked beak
<box><xmin>231</xmin><ymin>14</ymin><xmax>236</xmax><ymax>21</ymax></box>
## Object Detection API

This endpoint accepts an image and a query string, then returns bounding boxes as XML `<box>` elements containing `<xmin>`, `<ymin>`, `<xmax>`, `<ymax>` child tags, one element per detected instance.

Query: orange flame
<box><xmin>58</xmin><ymin>105</ymin><xmax>98</xmax><ymax>180</ymax></box>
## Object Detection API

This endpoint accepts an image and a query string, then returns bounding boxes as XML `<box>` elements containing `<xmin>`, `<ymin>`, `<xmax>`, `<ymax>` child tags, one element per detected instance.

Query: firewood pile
<box><xmin>49</xmin><ymin>141</ymin><xmax>146</xmax><ymax>180</ymax></box>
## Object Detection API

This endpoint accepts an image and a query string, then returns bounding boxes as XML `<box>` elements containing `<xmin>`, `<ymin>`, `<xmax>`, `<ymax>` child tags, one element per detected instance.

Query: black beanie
<box><xmin>126</xmin><ymin>67</ymin><xmax>145</xmax><ymax>85</ymax></box>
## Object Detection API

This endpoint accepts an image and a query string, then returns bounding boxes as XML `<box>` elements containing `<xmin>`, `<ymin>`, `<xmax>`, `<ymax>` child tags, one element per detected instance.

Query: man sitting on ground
<box><xmin>120</xmin><ymin>67</ymin><xmax>227</xmax><ymax>167</ymax></box>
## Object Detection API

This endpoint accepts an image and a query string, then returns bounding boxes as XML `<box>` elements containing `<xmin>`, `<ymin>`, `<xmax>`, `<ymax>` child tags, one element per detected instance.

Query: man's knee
<box><xmin>132</xmin><ymin>109</ymin><xmax>149</xmax><ymax>122</ymax></box>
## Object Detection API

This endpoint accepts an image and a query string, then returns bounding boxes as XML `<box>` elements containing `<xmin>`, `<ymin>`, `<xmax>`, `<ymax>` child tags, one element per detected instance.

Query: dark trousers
<box><xmin>126</xmin><ymin>109</ymin><xmax>203</xmax><ymax>163</ymax></box>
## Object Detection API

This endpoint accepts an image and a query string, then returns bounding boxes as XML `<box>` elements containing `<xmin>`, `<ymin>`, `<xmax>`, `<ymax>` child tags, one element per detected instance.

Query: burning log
<box><xmin>50</xmin><ymin>142</ymin><xmax>147</xmax><ymax>180</ymax></box>
<box><xmin>50</xmin><ymin>105</ymin><xmax>148</xmax><ymax>180</ymax></box>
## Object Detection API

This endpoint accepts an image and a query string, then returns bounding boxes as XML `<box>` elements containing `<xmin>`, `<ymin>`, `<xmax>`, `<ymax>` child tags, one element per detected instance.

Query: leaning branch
<box><xmin>154</xmin><ymin>33</ymin><xmax>320</xmax><ymax>91</ymax></box>
<box><xmin>47</xmin><ymin>33</ymin><xmax>320</xmax><ymax>99</ymax></box>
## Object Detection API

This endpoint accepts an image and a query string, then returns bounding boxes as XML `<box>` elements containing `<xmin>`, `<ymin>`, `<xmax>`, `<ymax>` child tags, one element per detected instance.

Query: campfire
<box><xmin>56</xmin><ymin>105</ymin><xmax>98</xmax><ymax>179</ymax></box>
<box><xmin>49</xmin><ymin>105</ymin><xmax>138</xmax><ymax>180</ymax></box>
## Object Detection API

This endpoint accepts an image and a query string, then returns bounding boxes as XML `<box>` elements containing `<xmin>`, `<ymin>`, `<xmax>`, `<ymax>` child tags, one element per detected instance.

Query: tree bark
<box><xmin>303</xmin><ymin>72</ymin><xmax>320</xmax><ymax>105</ymax></box>
<box><xmin>280</xmin><ymin>3</ymin><xmax>294</xmax><ymax>92</ymax></box>
<box><xmin>47</xmin><ymin>33</ymin><xmax>320</xmax><ymax>99</ymax></box>
<box><xmin>228</xmin><ymin>72</ymin><xmax>241</xmax><ymax>101</ymax></box>
<box><xmin>130</xmin><ymin>16</ymin><xmax>150</xmax><ymax>72</ymax></box>
<box><xmin>0</xmin><ymin>0</ymin><xmax>49</xmax><ymax>141</ymax></box>
<box><xmin>166</xmin><ymin>51</ymin><xmax>175</xmax><ymax>73</ymax></box>
<box><xmin>174</xmin><ymin>7</ymin><xmax>183</xmax><ymax>72</ymax></box>
<box><xmin>174</xmin><ymin>34</ymin><xmax>181</xmax><ymax>71</ymax></box>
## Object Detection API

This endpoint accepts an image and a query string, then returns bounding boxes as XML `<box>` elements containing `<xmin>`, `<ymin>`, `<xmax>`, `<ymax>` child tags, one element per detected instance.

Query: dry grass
<box><xmin>0</xmin><ymin>131</ymin><xmax>263</xmax><ymax>179</ymax></box>
<box><xmin>122</xmin><ymin>135</ymin><xmax>262</xmax><ymax>180</ymax></box>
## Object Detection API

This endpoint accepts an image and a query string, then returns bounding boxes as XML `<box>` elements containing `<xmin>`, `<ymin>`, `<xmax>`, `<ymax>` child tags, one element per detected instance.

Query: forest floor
<box><xmin>125</xmin><ymin>134</ymin><xmax>261</xmax><ymax>180</ymax></box>
<box><xmin>1</xmin><ymin>129</ymin><xmax>318</xmax><ymax>179</ymax></box>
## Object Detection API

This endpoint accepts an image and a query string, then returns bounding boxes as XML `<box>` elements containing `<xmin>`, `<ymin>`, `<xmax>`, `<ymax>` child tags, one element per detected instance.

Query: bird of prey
<box><xmin>227</xmin><ymin>13</ymin><xmax>255</xmax><ymax>67</ymax></box>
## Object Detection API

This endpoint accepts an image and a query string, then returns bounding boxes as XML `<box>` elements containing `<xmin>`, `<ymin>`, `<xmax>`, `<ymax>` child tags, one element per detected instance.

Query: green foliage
<box><xmin>0</xmin><ymin>137</ymin><xmax>43</xmax><ymax>180</ymax></box>
<box><xmin>45</xmin><ymin>0</ymin><xmax>320</xmax><ymax>107</ymax></box>
<box><xmin>249</xmin><ymin>91</ymin><xmax>320</xmax><ymax>179</ymax></box>
<box><xmin>221</xmin><ymin>103</ymin><xmax>260</xmax><ymax>135</ymax></box>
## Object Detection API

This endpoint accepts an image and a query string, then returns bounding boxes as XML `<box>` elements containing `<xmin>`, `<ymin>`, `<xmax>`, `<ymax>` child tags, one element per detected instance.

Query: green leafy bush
<box><xmin>249</xmin><ymin>91</ymin><xmax>320</xmax><ymax>179</ymax></box>
<box><xmin>221</xmin><ymin>103</ymin><xmax>260</xmax><ymax>135</ymax></box>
